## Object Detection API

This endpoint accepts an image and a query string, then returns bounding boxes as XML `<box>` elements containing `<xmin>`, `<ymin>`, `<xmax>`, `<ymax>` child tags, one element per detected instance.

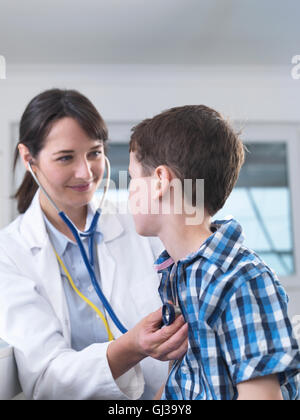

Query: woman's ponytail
<box><xmin>13</xmin><ymin>143</ymin><xmax>38</xmax><ymax>214</ymax></box>
<box><xmin>13</xmin><ymin>172</ymin><xmax>38</xmax><ymax>214</ymax></box>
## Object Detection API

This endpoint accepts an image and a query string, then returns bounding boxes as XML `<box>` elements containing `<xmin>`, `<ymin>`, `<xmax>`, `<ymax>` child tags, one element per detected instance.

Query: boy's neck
<box><xmin>158</xmin><ymin>215</ymin><xmax>213</xmax><ymax>264</ymax></box>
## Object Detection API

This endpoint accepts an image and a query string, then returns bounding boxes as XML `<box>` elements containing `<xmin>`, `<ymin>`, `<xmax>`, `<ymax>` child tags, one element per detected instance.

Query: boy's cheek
<box><xmin>128</xmin><ymin>190</ymin><xmax>157</xmax><ymax>236</ymax></box>
<box><xmin>128</xmin><ymin>178</ymin><xmax>151</xmax><ymax>215</ymax></box>
<box><xmin>128</xmin><ymin>192</ymin><xmax>148</xmax><ymax>216</ymax></box>
<box><xmin>132</xmin><ymin>214</ymin><xmax>156</xmax><ymax>237</ymax></box>
<box><xmin>131</xmin><ymin>214</ymin><xmax>146</xmax><ymax>235</ymax></box>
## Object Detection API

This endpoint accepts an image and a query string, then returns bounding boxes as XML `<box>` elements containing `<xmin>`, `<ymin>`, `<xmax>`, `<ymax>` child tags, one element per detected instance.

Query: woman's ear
<box><xmin>18</xmin><ymin>144</ymin><xmax>34</xmax><ymax>171</ymax></box>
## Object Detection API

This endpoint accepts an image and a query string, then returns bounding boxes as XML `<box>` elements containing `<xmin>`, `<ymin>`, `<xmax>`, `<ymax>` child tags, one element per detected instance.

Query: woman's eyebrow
<box><xmin>90</xmin><ymin>143</ymin><xmax>103</xmax><ymax>150</ymax></box>
<box><xmin>52</xmin><ymin>142</ymin><xmax>103</xmax><ymax>155</ymax></box>
<box><xmin>53</xmin><ymin>149</ymin><xmax>74</xmax><ymax>155</ymax></box>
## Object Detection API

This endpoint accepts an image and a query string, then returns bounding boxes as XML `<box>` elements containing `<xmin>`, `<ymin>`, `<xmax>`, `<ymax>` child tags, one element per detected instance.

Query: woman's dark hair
<box><xmin>14</xmin><ymin>88</ymin><xmax>108</xmax><ymax>214</ymax></box>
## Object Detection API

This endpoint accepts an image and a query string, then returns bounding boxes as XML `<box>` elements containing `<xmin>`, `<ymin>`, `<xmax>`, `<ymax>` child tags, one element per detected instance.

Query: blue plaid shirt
<box><xmin>155</xmin><ymin>218</ymin><xmax>300</xmax><ymax>400</ymax></box>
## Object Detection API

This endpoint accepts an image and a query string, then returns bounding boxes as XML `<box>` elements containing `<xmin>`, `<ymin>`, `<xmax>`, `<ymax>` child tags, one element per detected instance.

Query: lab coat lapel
<box><xmin>36</xmin><ymin>240</ymin><xmax>71</xmax><ymax>344</ymax></box>
<box><xmin>19</xmin><ymin>191</ymin><xmax>71</xmax><ymax>343</ymax></box>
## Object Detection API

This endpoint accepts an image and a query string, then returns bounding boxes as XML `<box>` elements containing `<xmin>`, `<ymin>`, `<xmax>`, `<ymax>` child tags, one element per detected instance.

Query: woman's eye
<box><xmin>57</xmin><ymin>155</ymin><xmax>72</xmax><ymax>162</ymax></box>
<box><xmin>89</xmin><ymin>150</ymin><xmax>102</xmax><ymax>158</ymax></box>
<box><xmin>56</xmin><ymin>150</ymin><xmax>102</xmax><ymax>162</ymax></box>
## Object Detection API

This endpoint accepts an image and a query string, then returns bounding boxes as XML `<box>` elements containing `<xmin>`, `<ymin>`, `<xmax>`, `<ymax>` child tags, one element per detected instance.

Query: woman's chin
<box><xmin>61</xmin><ymin>189</ymin><xmax>95</xmax><ymax>209</ymax></box>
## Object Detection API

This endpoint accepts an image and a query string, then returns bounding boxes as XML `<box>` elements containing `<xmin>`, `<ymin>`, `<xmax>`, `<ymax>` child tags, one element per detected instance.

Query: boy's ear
<box><xmin>18</xmin><ymin>143</ymin><xmax>34</xmax><ymax>171</ymax></box>
<box><xmin>153</xmin><ymin>165</ymin><xmax>172</xmax><ymax>200</ymax></box>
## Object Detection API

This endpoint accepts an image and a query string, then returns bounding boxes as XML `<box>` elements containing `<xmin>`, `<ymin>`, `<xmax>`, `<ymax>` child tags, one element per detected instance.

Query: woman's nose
<box><xmin>74</xmin><ymin>158</ymin><xmax>93</xmax><ymax>179</ymax></box>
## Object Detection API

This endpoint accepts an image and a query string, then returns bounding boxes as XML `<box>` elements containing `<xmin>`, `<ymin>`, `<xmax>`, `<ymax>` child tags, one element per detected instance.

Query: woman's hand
<box><xmin>130</xmin><ymin>307</ymin><xmax>188</xmax><ymax>361</ymax></box>
<box><xmin>107</xmin><ymin>307</ymin><xmax>188</xmax><ymax>379</ymax></box>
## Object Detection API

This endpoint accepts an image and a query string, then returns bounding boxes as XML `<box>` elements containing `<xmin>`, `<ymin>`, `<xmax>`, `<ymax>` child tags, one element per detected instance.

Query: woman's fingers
<box><xmin>132</xmin><ymin>307</ymin><xmax>189</xmax><ymax>361</ymax></box>
<box><xmin>147</xmin><ymin>307</ymin><xmax>165</xmax><ymax>331</ymax></box>
<box><xmin>165</xmin><ymin>334</ymin><xmax>188</xmax><ymax>360</ymax></box>
<box><xmin>153</xmin><ymin>322</ymin><xmax>188</xmax><ymax>361</ymax></box>
<box><xmin>153</xmin><ymin>313</ymin><xmax>186</xmax><ymax>341</ymax></box>
<box><xmin>147</xmin><ymin>314</ymin><xmax>188</xmax><ymax>360</ymax></box>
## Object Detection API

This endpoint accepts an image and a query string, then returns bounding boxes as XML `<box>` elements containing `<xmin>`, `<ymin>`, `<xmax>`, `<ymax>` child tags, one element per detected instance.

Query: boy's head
<box><xmin>129</xmin><ymin>105</ymin><xmax>245</xmax><ymax>235</ymax></box>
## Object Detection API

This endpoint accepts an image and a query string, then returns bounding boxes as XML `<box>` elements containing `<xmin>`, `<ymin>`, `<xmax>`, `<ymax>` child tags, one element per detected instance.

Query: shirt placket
<box><xmin>175</xmin><ymin>263</ymin><xmax>187</xmax><ymax>321</ymax></box>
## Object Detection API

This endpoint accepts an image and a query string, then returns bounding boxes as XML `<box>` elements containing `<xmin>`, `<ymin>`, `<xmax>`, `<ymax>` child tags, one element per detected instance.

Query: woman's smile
<box><xmin>67</xmin><ymin>181</ymin><xmax>95</xmax><ymax>192</ymax></box>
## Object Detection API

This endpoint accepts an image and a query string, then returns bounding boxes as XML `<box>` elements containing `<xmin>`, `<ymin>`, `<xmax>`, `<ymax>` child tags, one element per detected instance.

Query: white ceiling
<box><xmin>0</xmin><ymin>0</ymin><xmax>299</xmax><ymax>66</ymax></box>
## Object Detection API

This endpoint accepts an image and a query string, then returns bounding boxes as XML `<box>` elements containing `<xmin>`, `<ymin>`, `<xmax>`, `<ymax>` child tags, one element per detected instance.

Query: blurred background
<box><xmin>0</xmin><ymin>0</ymin><xmax>300</xmax><ymax>323</ymax></box>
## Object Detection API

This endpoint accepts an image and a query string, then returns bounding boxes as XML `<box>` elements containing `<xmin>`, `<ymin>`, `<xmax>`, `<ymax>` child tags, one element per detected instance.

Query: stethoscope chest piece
<box><xmin>162</xmin><ymin>302</ymin><xmax>182</xmax><ymax>326</ymax></box>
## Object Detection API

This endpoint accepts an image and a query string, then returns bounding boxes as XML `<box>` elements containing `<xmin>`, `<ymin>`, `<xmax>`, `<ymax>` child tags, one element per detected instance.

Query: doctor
<box><xmin>0</xmin><ymin>89</ymin><xmax>188</xmax><ymax>400</ymax></box>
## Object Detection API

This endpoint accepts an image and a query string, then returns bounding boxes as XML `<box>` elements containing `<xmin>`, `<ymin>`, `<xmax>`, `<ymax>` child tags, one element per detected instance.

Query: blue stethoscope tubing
<box><xmin>59</xmin><ymin>210</ymin><xmax>127</xmax><ymax>334</ymax></box>
<box><xmin>28</xmin><ymin>157</ymin><xmax>128</xmax><ymax>335</ymax></box>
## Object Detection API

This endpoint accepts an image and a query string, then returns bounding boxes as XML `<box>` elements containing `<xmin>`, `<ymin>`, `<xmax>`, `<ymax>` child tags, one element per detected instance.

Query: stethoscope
<box><xmin>162</xmin><ymin>303</ymin><xmax>182</xmax><ymax>326</ymax></box>
<box><xmin>28</xmin><ymin>157</ymin><xmax>128</xmax><ymax>338</ymax></box>
<box><xmin>161</xmin><ymin>264</ymin><xmax>182</xmax><ymax>326</ymax></box>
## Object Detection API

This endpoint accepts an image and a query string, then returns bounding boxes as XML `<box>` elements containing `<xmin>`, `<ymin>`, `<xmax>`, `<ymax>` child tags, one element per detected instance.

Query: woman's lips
<box><xmin>68</xmin><ymin>183</ymin><xmax>92</xmax><ymax>192</ymax></box>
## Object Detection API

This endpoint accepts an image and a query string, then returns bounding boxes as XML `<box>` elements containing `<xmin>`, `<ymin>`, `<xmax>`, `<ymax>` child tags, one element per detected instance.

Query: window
<box><xmin>100</xmin><ymin>121</ymin><xmax>134</xmax><ymax>204</ymax></box>
<box><xmin>215</xmin><ymin>142</ymin><xmax>294</xmax><ymax>277</ymax></box>
<box><xmin>104</xmin><ymin>142</ymin><xmax>130</xmax><ymax>203</ymax></box>
<box><xmin>216</xmin><ymin>123</ymin><xmax>300</xmax><ymax>287</ymax></box>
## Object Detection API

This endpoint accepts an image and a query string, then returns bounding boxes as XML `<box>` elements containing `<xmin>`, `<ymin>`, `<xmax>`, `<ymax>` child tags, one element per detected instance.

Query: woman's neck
<box><xmin>39</xmin><ymin>192</ymin><xmax>88</xmax><ymax>240</ymax></box>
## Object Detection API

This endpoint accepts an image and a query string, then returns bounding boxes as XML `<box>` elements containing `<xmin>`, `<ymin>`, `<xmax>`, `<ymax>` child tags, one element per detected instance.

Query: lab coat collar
<box><xmin>20</xmin><ymin>191</ymin><xmax>48</xmax><ymax>250</ymax></box>
<box><xmin>20</xmin><ymin>190</ymin><xmax>124</xmax><ymax>250</ymax></box>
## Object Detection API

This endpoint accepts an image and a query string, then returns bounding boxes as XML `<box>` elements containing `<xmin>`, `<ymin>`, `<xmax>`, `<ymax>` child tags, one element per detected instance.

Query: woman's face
<box><xmin>32</xmin><ymin>117</ymin><xmax>105</xmax><ymax>212</ymax></box>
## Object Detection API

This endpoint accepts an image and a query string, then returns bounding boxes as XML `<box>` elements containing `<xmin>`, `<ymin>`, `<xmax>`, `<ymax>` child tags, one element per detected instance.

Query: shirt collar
<box><xmin>154</xmin><ymin>218</ymin><xmax>245</xmax><ymax>274</ymax></box>
<box><xmin>44</xmin><ymin>216</ymin><xmax>69</xmax><ymax>257</ymax></box>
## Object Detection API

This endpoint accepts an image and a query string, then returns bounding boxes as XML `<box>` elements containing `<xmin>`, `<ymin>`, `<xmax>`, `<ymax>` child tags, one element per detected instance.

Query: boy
<box><xmin>128</xmin><ymin>105</ymin><xmax>300</xmax><ymax>400</ymax></box>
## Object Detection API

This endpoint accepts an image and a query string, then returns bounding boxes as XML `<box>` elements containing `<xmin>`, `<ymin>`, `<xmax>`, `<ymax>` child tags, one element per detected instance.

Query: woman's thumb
<box><xmin>149</xmin><ymin>307</ymin><xmax>163</xmax><ymax>326</ymax></box>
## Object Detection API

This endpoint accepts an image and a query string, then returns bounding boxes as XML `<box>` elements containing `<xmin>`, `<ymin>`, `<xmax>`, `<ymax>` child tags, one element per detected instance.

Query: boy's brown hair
<box><xmin>129</xmin><ymin>105</ymin><xmax>245</xmax><ymax>216</ymax></box>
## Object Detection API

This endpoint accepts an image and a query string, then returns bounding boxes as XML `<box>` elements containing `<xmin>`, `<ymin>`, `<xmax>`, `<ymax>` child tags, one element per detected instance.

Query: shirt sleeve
<box><xmin>216</xmin><ymin>271</ymin><xmax>300</xmax><ymax>399</ymax></box>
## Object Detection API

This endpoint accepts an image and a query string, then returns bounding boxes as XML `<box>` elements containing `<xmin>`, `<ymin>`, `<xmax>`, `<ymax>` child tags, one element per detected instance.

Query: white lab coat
<box><xmin>0</xmin><ymin>192</ymin><xmax>168</xmax><ymax>400</ymax></box>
